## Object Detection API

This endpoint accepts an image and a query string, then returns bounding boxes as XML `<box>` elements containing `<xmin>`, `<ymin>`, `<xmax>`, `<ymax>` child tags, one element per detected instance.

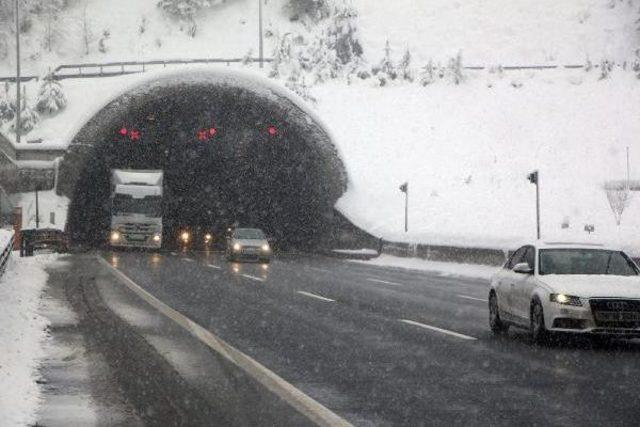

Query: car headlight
<box><xmin>204</xmin><ymin>233</ymin><xmax>212</xmax><ymax>242</ymax></box>
<box><xmin>233</xmin><ymin>243</ymin><xmax>241</xmax><ymax>252</ymax></box>
<box><xmin>550</xmin><ymin>293</ymin><xmax>583</xmax><ymax>307</ymax></box>
<box><xmin>111</xmin><ymin>231</ymin><xmax>121</xmax><ymax>242</ymax></box>
<box><xmin>153</xmin><ymin>234</ymin><xmax>161</xmax><ymax>242</ymax></box>
<box><xmin>180</xmin><ymin>231</ymin><xmax>190</xmax><ymax>243</ymax></box>
<box><xmin>261</xmin><ymin>243</ymin><xmax>270</xmax><ymax>252</ymax></box>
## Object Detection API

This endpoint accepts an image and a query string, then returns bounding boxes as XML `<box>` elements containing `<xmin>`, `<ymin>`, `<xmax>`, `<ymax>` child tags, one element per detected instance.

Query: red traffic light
<box><xmin>119</xmin><ymin>127</ymin><xmax>128</xmax><ymax>136</ymax></box>
<box><xmin>129</xmin><ymin>130</ymin><xmax>141</xmax><ymax>141</ymax></box>
<box><xmin>209</xmin><ymin>127</ymin><xmax>217</xmax><ymax>136</ymax></box>
<box><xmin>268</xmin><ymin>126</ymin><xmax>278</xmax><ymax>136</ymax></box>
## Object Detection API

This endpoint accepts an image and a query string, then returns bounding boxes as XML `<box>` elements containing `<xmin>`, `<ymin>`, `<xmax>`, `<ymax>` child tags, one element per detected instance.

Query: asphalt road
<box><xmin>100</xmin><ymin>250</ymin><xmax>640</xmax><ymax>426</ymax></box>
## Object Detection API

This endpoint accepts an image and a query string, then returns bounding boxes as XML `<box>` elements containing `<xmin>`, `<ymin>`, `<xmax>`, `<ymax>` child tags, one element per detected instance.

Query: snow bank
<box><xmin>314</xmin><ymin>69</ymin><xmax>640</xmax><ymax>252</ymax></box>
<box><xmin>353</xmin><ymin>254</ymin><xmax>498</xmax><ymax>280</ymax></box>
<box><xmin>0</xmin><ymin>255</ymin><xmax>54</xmax><ymax>426</ymax></box>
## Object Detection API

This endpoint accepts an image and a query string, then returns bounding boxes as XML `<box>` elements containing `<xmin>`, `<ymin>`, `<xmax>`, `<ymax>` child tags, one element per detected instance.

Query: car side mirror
<box><xmin>513</xmin><ymin>262</ymin><xmax>533</xmax><ymax>274</ymax></box>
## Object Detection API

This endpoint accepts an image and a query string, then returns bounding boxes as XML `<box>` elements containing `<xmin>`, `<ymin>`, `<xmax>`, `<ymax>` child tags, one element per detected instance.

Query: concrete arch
<box><xmin>57</xmin><ymin>68</ymin><xmax>362</xmax><ymax>249</ymax></box>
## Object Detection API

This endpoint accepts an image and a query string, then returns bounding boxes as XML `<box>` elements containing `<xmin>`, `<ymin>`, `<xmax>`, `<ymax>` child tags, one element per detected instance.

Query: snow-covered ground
<box><xmin>353</xmin><ymin>254</ymin><xmax>498</xmax><ymax>280</ymax></box>
<box><xmin>0</xmin><ymin>254</ymin><xmax>54</xmax><ymax>426</ymax></box>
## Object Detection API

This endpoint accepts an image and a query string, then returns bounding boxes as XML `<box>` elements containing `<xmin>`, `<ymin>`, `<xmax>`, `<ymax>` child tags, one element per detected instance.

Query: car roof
<box><xmin>518</xmin><ymin>241</ymin><xmax>621</xmax><ymax>251</ymax></box>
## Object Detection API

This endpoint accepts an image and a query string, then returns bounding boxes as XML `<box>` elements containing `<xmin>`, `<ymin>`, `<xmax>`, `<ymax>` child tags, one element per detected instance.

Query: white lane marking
<box><xmin>207</xmin><ymin>263</ymin><xmax>222</xmax><ymax>270</ymax></box>
<box><xmin>399</xmin><ymin>319</ymin><xmax>477</xmax><ymax>341</ymax></box>
<box><xmin>457</xmin><ymin>295</ymin><xmax>486</xmax><ymax>302</ymax></box>
<box><xmin>182</xmin><ymin>258</ymin><xmax>194</xmax><ymax>262</ymax></box>
<box><xmin>296</xmin><ymin>291</ymin><xmax>336</xmax><ymax>303</ymax></box>
<box><xmin>308</xmin><ymin>267</ymin><xmax>331</xmax><ymax>274</ymax></box>
<box><xmin>96</xmin><ymin>256</ymin><xmax>351</xmax><ymax>427</ymax></box>
<box><xmin>170</xmin><ymin>252</ymin><xmax>177</xmax><ymax>256</ymax></box>
<box><xmin>366</xmin><ymin>278</ymin><xmax>403</xmax><ymax>287</ymax></box>
<box><xmin>241</xmin><ymin>274</ymin><xmax>265</xmax><ymax>282</ymax></box>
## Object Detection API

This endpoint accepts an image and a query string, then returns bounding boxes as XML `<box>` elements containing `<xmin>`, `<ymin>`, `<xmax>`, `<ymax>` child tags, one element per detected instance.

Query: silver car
<box><xmin>226</xmin><ymin>228</ymin><xmax>272</xmax><ymax>263</ymax></box>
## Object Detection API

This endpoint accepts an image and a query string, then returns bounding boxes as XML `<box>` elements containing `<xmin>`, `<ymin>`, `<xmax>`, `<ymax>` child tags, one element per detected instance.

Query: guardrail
<box><xmin>0</xmin><ymin>232</ymin><xmax>14</xmax><ymax>278</ymax></box>
<box><xmin>0</xmin><ymin>59</ymin><xmax>624</xmax><ymax>83</ymax></box>
<box><xmin>0</xmin><ymin>57</ymin><xmax>273</xmax><ymax>82</ymax></box>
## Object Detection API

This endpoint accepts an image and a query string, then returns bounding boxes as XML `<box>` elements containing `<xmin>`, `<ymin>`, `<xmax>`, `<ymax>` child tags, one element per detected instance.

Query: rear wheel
<box><xmin>489</xmin><ymin>292</ymin><xmax>509</xmax><ymax>334</ymax></box>
<box><xmin>530</xmin><ymin>299</ymin><xmax>550</xmax><ymax>344</ymax></box>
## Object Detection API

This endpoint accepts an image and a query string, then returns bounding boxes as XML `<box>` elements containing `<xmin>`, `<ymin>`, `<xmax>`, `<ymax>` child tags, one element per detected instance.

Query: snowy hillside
<box><xmin>1</xmin><ymin>0</ymin><xmax>638</xmax><ymax>77</ymax></box>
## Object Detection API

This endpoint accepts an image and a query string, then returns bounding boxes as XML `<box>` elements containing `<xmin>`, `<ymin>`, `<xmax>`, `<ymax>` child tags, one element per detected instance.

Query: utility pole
<box><xmin>35</xmin><ymin>185</ymin><xmax>40</xmax><ymax>229</ymax></box>
<box><xmin>626</xmin><ymin>146</ymin><xmax>630</xmax><ymax>190</ymax></box>
<box><xmin>399</xmin><ymin>182</ymin><xmax>408</xmax><ymax>232</ymax></box>
<box><xmin>527</xmin><ymin>170</ymin><xmax>540</xmax><ymax>240</ymax></box>
<box><xmin>15</xmin><ymin>0</ymin><xmax>21</xmax><ymax>143</ymax></box>
<box><xmin>258</xmin><ymin>0</ymin><xmax>264</xmax><ymax>68</ymax></box>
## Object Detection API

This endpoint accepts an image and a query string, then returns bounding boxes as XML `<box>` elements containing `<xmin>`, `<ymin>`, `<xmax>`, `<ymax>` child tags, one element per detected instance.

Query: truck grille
<box><xmin>121</xmin><ymin>223</ymin><xmax>156</xmax><ymax>234</ymax></box>
<box><xmin>590</xmin><ymin>299</ymin><xmax>640</xmax><ymax>328</ymax></box>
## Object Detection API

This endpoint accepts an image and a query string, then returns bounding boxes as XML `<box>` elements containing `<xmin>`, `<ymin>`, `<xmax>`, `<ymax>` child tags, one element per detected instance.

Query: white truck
<box><xmin>109</xmin><ymin>169</ymin><xmax>163</xmax><ymax>249</ymax></box>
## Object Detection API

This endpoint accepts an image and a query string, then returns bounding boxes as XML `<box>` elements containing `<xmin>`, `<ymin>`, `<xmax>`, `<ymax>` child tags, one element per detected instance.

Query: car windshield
<box><xmin>539</xmin><ymin>249</ymin><xmax>639</xmax><ymax>276</ymax></box>
<box><xmin>112</xmin><ymin>195</ymin><xmax>162</xmax><ymax>217</ymax></box>
<box><xmin>233</xmin><ymin>229</ymin><xmax>265</xmax><ymax>240</ymax></box>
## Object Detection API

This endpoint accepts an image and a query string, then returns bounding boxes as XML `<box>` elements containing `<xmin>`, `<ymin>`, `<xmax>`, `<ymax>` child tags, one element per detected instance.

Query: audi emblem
<box><xmin>606</xmin><ymin>301</ymin><xmax>627</xmax><ymax>310</ymax></box>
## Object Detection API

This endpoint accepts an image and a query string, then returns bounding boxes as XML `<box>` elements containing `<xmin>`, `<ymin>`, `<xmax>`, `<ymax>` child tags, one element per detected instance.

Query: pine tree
<box><xmin>0</xmin><ymin>82</ymin><xmax>14</xmax><ymax>123</ymax></box>
<box><xmin>378</xmin><ymin>41</ymin><xmax>397</xmax><ymax>82</ymax></box>
<box><xmin>157</xmin><ymin>0</ymin><xmax>217</xmax><ymax>37</ymax></box>
<box><xmin>10</xmin><ymin>89</ymin><xmax>40</xmax><ymax>136</ymax></box>
<box><xmin>36</xmin><ymin>74</ymin><xmax>67</xmax><ymax>115</ymax></box>
<box><xmin>326</xmin><ymin>4</ymin><xmax>363</xmax><ymax>66</ymax></box>
<box><xmin>399</xmin><ymin>48</ymin><xmax>414</xmax><ymax>82</ymax></box>
<box><xmin>419</xmin><ymin>60</ymin><xmax>435</xmax><ymax>86</ymax></box>
<box><xmin>447</xmin><ymin>52</ymin><xmax>464</xmax><ymax>84</ymax></box>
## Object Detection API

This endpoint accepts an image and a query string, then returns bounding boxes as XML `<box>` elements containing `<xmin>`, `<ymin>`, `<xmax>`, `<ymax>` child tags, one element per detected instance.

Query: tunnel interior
<box><xmin>63</xmin><ymin>75</ymin><xmax>354</xmax><ymax>250</ymax></box>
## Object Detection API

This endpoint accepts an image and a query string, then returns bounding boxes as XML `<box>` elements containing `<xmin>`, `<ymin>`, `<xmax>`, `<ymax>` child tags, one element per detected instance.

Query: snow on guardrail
<box><xmin>0</xmin><ymin>229</ymin><xmax>15</xmax><ymax>277</ymax></box>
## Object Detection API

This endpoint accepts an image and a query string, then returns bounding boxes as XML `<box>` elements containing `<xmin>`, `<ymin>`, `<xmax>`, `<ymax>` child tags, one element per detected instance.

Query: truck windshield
<box><xmin>112</xmin><ymin>195</ymin><xmax>162</xmax><ymax>217</ymax></box>
<box><xmin>539</xmin><ymin>249</ymin><xmax>639</xmax><ymax>276</ymax></box>
<box><xmin>233</xmin><ymin>229</ymin><xmax>265</xmax><ymax>239</ymax></box>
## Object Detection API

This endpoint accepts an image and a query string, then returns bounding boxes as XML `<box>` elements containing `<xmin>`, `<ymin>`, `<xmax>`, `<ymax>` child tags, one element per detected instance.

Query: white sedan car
<box><xmin>489</xmin><ymin>242</ymin><xmax>640</xmax><ymax>343</ymax></box>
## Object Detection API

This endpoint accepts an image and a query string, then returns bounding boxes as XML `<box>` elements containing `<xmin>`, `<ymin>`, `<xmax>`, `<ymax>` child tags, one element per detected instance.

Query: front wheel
<box><xmin>530</xmin><ymin>300</ymin><xmax>550</xmax><ymax>344</ymax></box>
<box><xmin>489</xmin><ymin>292</ymin><xmax>509</xmax><ymax>334</ymax></box>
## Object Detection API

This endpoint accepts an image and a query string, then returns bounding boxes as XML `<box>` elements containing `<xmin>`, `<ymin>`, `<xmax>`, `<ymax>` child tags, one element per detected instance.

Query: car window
<box><xmin>506</xmin><ymin>247</ymin><xmax>527</xmax><ymax>270</ymax></box>
<box><xmin>523</xmin><ymin>246</ymin><xmax>535</xmax><ymax>269</ymax></box>
<box><xmin>539</xmin><ymin>249</ymin><xmax>640</xmax><ymax>276</ymax></box>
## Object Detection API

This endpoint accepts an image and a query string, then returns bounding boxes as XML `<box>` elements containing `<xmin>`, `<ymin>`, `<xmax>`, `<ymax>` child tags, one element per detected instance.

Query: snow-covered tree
<box><xmin>284</xmin><ymin>0</ymin><xmax>330</xmax><ymax>22</ymax></box>
<box><xmin>446</xmin><ymin>52</ymin><xmax>464</xmax><ymax>84</ymax></box>
<box><xmin>606</xmin><ymin>187</ymin><xmax>632</xmax><ymax>225</ymax></box>
<box><xmin>157</xmin><ymin>0</ymin><xmax>227</xmax><ymax>37</ymax></box>
<box><xmin>599</xmin><ymin>59</ymin><xmax>614</xmax><ymax>80</ymax></box>
<box><xmin>325</xmin><ymin>3</ymin><xmax>362</xmax><ymax>66</ymax></box>
<box><xmin>36</xmin><ymin>74</ymin><xmax>66</xmax><ymax>115</ymax></box>
<box><xmin>373</xmin><ymin>41</ymin><xmax>397</xmax><ymax>86</ymax></box>
<box><xmin>35</xmin><ymin>0</ymin><xmax>66</xmax><ymax>52</ymax></box>
<box><xmin>399</xmin><ymin>48</ymin><xmax>414</xmax><ymax>82</ymax></box>
<box><xmin>0</xmin><ymin>82</ymin><xmax>14</xmax><ymax>123</ymax></box>
<box><xmin>285</xmin><ymin>71</ymin><xmax>316</xmax><ymax>104</ymax></box>
<box><xmin>10</xmin><ymin>89</ymin><xmax>40</xmax><ymax>136</ymax></box>
<box><xmin>269</xmin><ymin>33</ymin><xmax>294</xmax><ymax>78</ymax></box>
<box><xmin>419</xmin><ymin>60</ymin><xmax>435</xmax><ymax>86</ymax></box>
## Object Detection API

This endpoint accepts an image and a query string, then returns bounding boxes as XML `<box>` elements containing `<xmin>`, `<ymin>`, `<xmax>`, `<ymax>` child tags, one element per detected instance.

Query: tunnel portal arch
<box><xmin>58</xmin><ymin>68</ymin><xmax>355</xmax><ymax>249</ymax></box>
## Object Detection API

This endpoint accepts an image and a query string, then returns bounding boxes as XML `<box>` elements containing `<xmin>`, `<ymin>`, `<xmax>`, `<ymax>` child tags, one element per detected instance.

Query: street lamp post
<box><xmin>399</xmin><ymin>182</ymin><xmax>408</xmax><ymax>232</ymax></box>
<box><xmin>15</xmin><ymin>0</ymin><xmax>21</xmax><ymax>143</ymax></box>
<box><xmin>527</xmin><ymin>170</ymin><xmax>540</xmax><ymax>240</ymax></box>
<box><xmin>258</xmin><ymin>0</ymin><xmax>264</xmax><ymax>68</ymax></box>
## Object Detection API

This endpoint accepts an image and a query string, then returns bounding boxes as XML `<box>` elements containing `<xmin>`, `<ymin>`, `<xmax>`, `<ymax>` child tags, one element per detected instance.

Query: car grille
<box><xmin>590</xmin><ymin>299</ymin><xmax>640</xmax><ymax>328</ymax></box>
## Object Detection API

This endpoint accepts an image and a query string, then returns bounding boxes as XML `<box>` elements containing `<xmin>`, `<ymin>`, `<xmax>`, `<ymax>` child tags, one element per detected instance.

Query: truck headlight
<box><xmin>550</xmin><ymin>294</ymin><xmax>582</xmax><ymax>307</ymax></box>
<box><xmin>261</xmin><ymin>243</ymin><xmax>270</xmax><ymax>252</ymax></box>
<box><xmin>180</xmin><ymin>231</ymin><xmax>190</xmax><ymax>243</ymax></box>
<box><xmin>233</xmin><ymin>243</ymin><xmax>241</xmax><ymax>252</ymax></box>
<box><xmin>153</xmin><ymin>234</ymin><xmax>161</xmax><ymax>242</ymax></box>
<box><xmin>204</xmin><ymin>233</ymin><xmax>212</xmax><ymax>242</ymax></box>
<box><xmin>111</xmin><ymin>231</ymin><xmax>121</xmax><ymax>242</ymax></box>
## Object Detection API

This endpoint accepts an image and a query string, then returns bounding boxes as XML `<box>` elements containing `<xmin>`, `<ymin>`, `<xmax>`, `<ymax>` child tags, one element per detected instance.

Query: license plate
<box><xmin>128</xmin><ymin>234</ymin><xmax>146</xmax><ymax>241</ymax></box>
<box><xmin>243</xmin><ymin>248</ymin><xmax>258</xmax><ymax>254</ymax></box>
<box><xmin>595</xmin><ymin>312</ymin><xmax>640</xmax><ymax>322</ymax></box>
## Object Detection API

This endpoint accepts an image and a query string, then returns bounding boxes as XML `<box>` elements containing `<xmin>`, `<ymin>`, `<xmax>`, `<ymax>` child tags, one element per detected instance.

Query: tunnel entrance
<box><xmin>58</xmin><ymin>69</ymin><xmax>371</xmax><ymax>250</ymax></box>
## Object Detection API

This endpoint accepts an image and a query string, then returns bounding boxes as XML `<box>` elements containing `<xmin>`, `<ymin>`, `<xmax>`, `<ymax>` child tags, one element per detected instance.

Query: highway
<box><xmin>99</xmin><ymin>250</ymin><xmax>640</xmax><ymax>426</ymax></box>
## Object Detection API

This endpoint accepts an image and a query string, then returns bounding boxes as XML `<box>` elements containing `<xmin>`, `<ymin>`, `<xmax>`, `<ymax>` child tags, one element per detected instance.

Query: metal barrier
<box><xmin>0</xmin><ymin>232</ymin><xmax>14</xmax><ymax>277</ymax></box>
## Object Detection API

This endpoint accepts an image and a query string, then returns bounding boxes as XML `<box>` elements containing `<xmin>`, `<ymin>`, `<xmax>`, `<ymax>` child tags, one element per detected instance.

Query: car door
<box><xmin>499</xmin><ymin>246</ymin><xmax>527</xmax><ymax>321</ymax></box>
<box><xmin>512</xmin><ymin>246</ymin><xmax>537</xmax><ymax>321</ymax></box>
